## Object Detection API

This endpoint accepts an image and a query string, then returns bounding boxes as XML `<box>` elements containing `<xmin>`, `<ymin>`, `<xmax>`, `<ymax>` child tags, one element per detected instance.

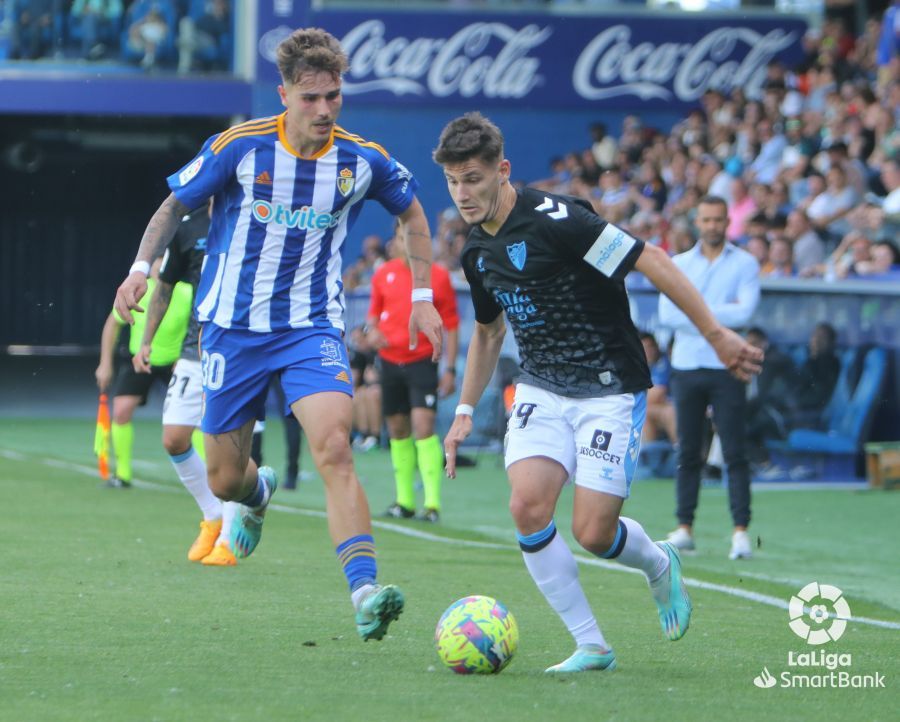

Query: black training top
<box><xmin>461</xmin><ymin>187</ymin><xmax>651</xmax><ymax>398</ymax></box>
<box><xmin>159</xmin><ymin>209</ymin><xmax>208</xmax><ymax>360</ymax></box>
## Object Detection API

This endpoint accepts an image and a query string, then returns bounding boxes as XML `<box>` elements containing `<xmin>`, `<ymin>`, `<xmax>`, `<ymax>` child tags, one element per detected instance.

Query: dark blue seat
<box><xmin>784</xmin><ymin>347</ymin><xmax>888</xmax><ymax>454</ymax></box>
<box><xmin>765</xmin><ymin>348</ymin><xmax>889</xmax><ymax>477</ymax></box>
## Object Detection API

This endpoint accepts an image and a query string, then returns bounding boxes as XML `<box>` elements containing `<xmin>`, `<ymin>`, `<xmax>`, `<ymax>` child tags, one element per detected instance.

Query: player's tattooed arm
<box><xmin>115</xmin><ymin>194</ymin><xmax>192</xmax><ymax>325</ymax></box>
<box><xmin>398</xmin><ymin>197</ymin><xmax>434</xmax><ymax>287</ymax></box>
<box><xmin>141</xmin><ymin>280</ymin><xmax>173</xmax><ymax>348</ymax></box>
<box><xmin>134</xmin><ymin>194</ymin><xmax>191</xmax><ymax>265</ymax></box>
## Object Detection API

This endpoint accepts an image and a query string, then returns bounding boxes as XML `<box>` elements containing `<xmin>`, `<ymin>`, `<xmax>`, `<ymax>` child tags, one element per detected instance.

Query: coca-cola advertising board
<box><xmin>257</xmin><ymin>9</ymin><xmax>807</xmax><ymax>110</ymax></box>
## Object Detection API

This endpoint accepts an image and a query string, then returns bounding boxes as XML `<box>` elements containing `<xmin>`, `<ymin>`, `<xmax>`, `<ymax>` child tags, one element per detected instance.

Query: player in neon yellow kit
<box><xmin>95</xmin><ymin>257</ymin><xmax>193</xmax><ymax>487</ymax></box>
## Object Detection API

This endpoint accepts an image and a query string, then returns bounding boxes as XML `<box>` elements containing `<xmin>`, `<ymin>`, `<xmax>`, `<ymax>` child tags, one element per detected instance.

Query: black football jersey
<box><xmin>159</xmin><ymin>209</ymin><xmax>208</xmax><ymax>360</ymax></box>
<box><xmin>461</xmin><ymin>187</ymin><xmax>651</xmax><ymax>398</ymax></box>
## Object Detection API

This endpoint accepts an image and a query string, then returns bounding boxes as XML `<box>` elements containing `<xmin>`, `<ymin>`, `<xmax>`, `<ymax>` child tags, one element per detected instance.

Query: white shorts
<box><xmin>162</xmin><ymin>358</ymin><xmax>203</xmax><ymax>427</ymax></box>
<box><xmin>504</xmin><ymin>383</ymin><xmax>647</xmax><ymax>498</ymax></box>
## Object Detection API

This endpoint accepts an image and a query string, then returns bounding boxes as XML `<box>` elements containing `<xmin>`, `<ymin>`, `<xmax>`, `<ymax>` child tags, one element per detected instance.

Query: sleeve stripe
<box><xmin>210</xmin><ymin>118</ymin><xmax>279</xmax><ymax>154</ymax></box>
<box><xmin>333</xmin><ymin>128</ymin><xmax>389</xmax><ymax>160</ymax></box>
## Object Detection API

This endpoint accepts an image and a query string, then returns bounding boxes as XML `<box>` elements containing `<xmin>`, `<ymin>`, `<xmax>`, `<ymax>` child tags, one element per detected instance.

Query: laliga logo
<box><xmin>788</xmin><ymin>582</ymin><xmax>851</xmax><ymax>645</ymax></box>
<box><xmin>573</xmin><ymin>25</ymin><xmax>797</xmax><ymax>102</ymax></box>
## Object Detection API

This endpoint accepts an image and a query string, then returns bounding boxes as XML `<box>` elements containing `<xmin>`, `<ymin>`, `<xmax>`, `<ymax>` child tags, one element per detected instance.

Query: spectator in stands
<box><xmin>726</xmin><ymin>177</ymin><xmax>756</xmax><ymax>242</ymax></box>
<box><xmin>10</xmin><ymin>0</ymin><xmax>56</xmax><ymax>59</ymax></box>
<box><xmin>788</xmin><ymin>322</ymin><xmax>841</xmax><ymax>429</ymax></box>
<box><xmin>126</xmin><ymin>2</ymin><xmax>170</xmax><ymax>69</ymax></box>
<box><xmin>747</xmin><ymin>118</ymin><xmax>787</xmax><ymax>185</ymax></box>
<box><xmin>593</xmin><ymin>166</ymin><xmax>631</xmax><ymax>224</ymax></box>
<box><xmin>853</xmin><ymin>239</ymin><xmax>900</xmax><ymax>276</ymax></box>
<box><xmin>760</xmin><ymin>236</ymin><xmax>795</xmax><ymax>278</ymax></box>
<box><xmin>589</xmin><ymin>122</ymin><xmax>617</xmax><ymax>171</ymax></box>
<box><xmin>876</xmin><ymin>1</ymin><xmax>900</xmax><ymax>91</ymax></box>
<box><xmin>177</xmin><ymin>0</ymin><xmax>230</xmax><ymax>74</ymax></box>
<box><xmin>743</xmin><ymin>326</ymin><xmax>796</xmax><ymax>466</ymax></box>
<box><xmin>806</xmin><ymin>164</ymin><xmax>857</xmax><ymax>242</ymax></box>
<box><xmin>745</xmin><ymin>234</ymin><xmax>769</xmax><ymax>268</ymax></box>
<box><xmin>640</xmin><ymin>332</ymin><xmax>676</xmax><ymax>444</ymax></box>
<box><xmin>784</xmin><ymin>209</ymin><xmax>826</xmax><ymax>274</ymax></box>
<box><xmin>70</xmin><ymin>0</ymin><xmax>122</xmax><ymax>60</ymax></box>
<box><xmin>343</xmin><ymin>234</ymin><xmax>386</xmax><ymax>291</ymax></box>
<box><xmin>348</xmin><ymin>325</ymin><xmax>382</xmax><ymax>454</ymax></box>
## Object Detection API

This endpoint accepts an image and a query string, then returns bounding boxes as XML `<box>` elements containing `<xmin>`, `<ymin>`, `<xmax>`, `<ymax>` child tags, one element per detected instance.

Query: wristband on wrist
<box><xmin>455</xmin><ymin>403</ymin><xmax>474</xmax><ymax>417</ymax></box>
<box><xmin>129</xmin><ymin>260</ymin><xmax>151</xmax><ymax>276</ymax></box>
<box><xmin>411</xmin><ymin>287</ymin><xmax>433</xmax><ymax>303</ymax></box>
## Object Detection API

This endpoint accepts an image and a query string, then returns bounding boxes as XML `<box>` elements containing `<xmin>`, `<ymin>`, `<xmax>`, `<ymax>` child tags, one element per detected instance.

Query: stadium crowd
<box><xmin>2</xmin><ymin>0</ymin><xmax>232</xmax><ymax>71</ymax></box>
<box><xmin>338</xmin><ymin>9</ymin><xmax>897</xmax><ymax>472</ymax></box>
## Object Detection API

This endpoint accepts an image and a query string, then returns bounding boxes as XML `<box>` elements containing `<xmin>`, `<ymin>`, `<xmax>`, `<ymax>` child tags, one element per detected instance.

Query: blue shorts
<box><xmin>199</xmin><ymin>324</ymin><xmax>353</xmax><ymax>434</ymax></box>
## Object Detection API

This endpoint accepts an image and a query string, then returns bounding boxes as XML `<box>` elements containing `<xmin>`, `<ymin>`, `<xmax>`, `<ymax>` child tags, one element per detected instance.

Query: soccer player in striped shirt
<box><xmin>114</xmin><ymin>27</ymin><xmax>443</xmax><ymax>641</ymax></box>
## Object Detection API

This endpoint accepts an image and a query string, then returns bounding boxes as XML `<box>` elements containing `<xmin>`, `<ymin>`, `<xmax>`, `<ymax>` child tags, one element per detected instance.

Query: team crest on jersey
<box><xmin>337</xmin><ymin>168</ymin><xmax>355</xmax><ymax>197</ymax></box>
<box><xmin>506</xmin><ymin>241</ymin><xmax>527</xmax><ymax>271</ymax></box>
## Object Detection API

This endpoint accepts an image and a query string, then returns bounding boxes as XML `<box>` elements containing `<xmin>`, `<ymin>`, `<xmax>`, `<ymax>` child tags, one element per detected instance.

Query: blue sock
<box><xmin>517</xmin><ymin>519</ymin><xmax>557</xmax><ymax>553</ymax></box>
<box><xmin>598</xmin><ymin>519</ymin><xmax>628</xmax><ymax>559</ymax></box>
<box><xmin>237</xmin><ymin>473</ymin><xmax>268</xmax><ymax>510</ymax></box>
<box><xmin>336</xmin><ymin>534</ymin><xmax>377</xmax><ymax>591</ymax></box>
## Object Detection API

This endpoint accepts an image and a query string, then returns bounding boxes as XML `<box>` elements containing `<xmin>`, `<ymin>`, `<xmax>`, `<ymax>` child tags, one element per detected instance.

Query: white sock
<box><xmin>351</xmin><ymin>583</ymin><xmax>376</xmax><ymax>611</ymax></box>
<box><xmin>612</xmin><ymin>517</ymin><xmax>670</xmax><ymax>600</ymax></box>
<box><xmin>522</xmin><ymin>531</ymin><xmax>607</xmax><ymax>649</ymax></box>
<box><xmin>216</xmin><ymin>501</ymin><xmax>239</xmax><ymax>545</ymax></box>
<box><xmin>170</xmin><ymin>447</ymin><xmax>221</xmax><ymax>521</ymax></box>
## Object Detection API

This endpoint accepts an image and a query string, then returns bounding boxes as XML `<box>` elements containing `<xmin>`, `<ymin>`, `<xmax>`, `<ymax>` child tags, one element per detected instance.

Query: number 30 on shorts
<box><xmin>200</xmin><ymin>350</ymin><xmax>226</xmax><ymax>391</ymax></box>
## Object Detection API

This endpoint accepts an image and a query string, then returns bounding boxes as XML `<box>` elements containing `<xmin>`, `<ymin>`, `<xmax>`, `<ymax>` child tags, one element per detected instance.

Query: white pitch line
<box><xmin>4</xmin><ymin>449</ymin><xmax>899</xmax><ymax>631</ymax></box>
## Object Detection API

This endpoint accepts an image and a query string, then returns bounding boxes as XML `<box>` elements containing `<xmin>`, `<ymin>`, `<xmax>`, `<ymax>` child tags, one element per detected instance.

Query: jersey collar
<box><xmin>277</xmin><ymin>112</ymin><xmax>335</xmax><ymax>160</ymax></box>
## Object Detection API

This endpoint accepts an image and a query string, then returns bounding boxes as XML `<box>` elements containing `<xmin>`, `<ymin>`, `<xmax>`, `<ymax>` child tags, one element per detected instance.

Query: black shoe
<box><xmin>102</xmin><ymin>477</ymin><xmax>131</xmax><ymax>489</ymax></box>
<box><xmin>418</xmin><ymin>508</ymin><xmax>440</xmax><ymax>523</ymax></box>
<box><xmin>384</xmin><ymin>503</ymin><xmax>415</xmax><ymax>519</ymax></box>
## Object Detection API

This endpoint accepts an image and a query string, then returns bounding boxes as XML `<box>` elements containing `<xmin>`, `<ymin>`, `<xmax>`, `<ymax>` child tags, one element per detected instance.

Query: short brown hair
<box><xmin>698</xmin><ymin>194</ymin><xmax>728</xmax><ymax>211</ymax></box>
<box><xmin>277</xmin><ymin>28</ymin><xmax>348</xmax><ymax>85</ymax></box>
<box><xmin>433</xmin><ymin>112</ymin><xmax>504</xmax><ymax>166</ymax></box>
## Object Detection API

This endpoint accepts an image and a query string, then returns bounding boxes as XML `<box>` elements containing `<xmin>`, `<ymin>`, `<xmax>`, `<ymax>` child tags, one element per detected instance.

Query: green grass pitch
<box><xmin>1</xmin><ymin>418</ymin><xmax>897</xmax><ymax>721</ymax></box>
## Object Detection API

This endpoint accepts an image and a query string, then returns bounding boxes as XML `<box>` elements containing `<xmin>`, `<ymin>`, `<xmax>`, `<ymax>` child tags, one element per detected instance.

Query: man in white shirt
<box><xmin>659</xmin><ymin>196</ymin><xmax>761</xmax><ymax>560</ymax></box>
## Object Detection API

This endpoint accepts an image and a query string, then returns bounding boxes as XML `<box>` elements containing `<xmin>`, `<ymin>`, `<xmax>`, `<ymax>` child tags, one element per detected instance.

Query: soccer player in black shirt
<box><xmin>435</xmin><ymin>113</ymin><xmax>762</xmax><ymax>673</ymax></box>
<box><xmin>133</xmin><ymin>204</ymin><xmax>243</xmax><ymax>564</ymax></box>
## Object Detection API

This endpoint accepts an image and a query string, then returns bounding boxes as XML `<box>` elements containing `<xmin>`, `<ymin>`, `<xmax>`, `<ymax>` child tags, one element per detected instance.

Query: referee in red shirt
<box><xmin>365</xmin><ymin>227</ymin><xmax>460</xmax><ymax>522</ymax></box>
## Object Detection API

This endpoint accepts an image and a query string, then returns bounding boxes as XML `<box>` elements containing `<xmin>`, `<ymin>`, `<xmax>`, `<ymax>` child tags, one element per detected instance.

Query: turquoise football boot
<box><xmin>545</xmin><ymin>644</ymin><xmax>617</xmax><ymax>673</ymax></box>
<box><xmin>355</xmin><ymin>584</ymin><xmax>405</xmax><ymax>641</ymax></box>
<box><xmin>231</xmin><ymin>466</ymin><xmax>277</xmax><ymax>559</ymax></box>
<box><xmin>654</xmin><ymin>541</ymin><xmax>692</xmax><ymax>641</ymax></box>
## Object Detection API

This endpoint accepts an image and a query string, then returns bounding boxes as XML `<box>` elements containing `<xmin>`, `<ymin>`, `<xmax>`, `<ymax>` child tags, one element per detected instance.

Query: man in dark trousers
<box><xmin>659</xmin><ymin>196</ymin><xmax>761</xmax><ymax>560</ymax></box>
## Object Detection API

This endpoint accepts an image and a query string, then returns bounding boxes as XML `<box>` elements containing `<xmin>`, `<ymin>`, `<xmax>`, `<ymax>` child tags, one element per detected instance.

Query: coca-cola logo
<box><xmin>573</xmin><ymin>25</ymin><xmax>797</xmax><ymax>102</ymax></box>
<box><xmin>340</xmin><ymin>20</ymin><xmax>551</xmax><ymax>98</ymax></box>
<box><xmin>259</xmin><ymin>19</ymin><xmax>799</xmax><ymax>105</ymax></box>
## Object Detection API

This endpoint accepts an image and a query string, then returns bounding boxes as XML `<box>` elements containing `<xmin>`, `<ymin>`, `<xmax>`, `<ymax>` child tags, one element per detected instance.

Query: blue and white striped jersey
<box><xmin>167</xmin><ymin>112</ymin><xmax>418</xmax><ymax>333</ymax></box>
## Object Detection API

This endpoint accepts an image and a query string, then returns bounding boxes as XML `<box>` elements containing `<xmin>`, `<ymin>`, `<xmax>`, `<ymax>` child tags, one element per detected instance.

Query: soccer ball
<box><xmin>434</xmin><ymin>595</ymin><xmax>519</xmax><ymax>674</ymax></box>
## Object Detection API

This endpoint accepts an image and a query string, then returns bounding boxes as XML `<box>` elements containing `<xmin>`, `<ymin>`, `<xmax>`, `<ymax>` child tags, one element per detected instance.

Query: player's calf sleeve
<box><xmin>111</xmin><ymin>422</ymin><xmax>134</xmax><ymax>481</ymax></box>
<box><xmin>415</xmin><ymin>434</ymin><xmax>443</xmax><ymax>510</ymax></box>
<box><xmin>389</xmin><ymin>436</ymin><xmax>416</xmax><ymax>510</ymax></box>
<box><xmin>599</xmin><ymin>517</ymin><xmax>668</xmax><ymax>581</ymax></box>
<box><xmin>519</xmin><ymin>521</ymin><xmax>607</xmax><ymax>648</ymax></box>
<box><xmin>191</xmin><ymin>428</ymin><xmax>206</xmax><ymax>462</ymax></box>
